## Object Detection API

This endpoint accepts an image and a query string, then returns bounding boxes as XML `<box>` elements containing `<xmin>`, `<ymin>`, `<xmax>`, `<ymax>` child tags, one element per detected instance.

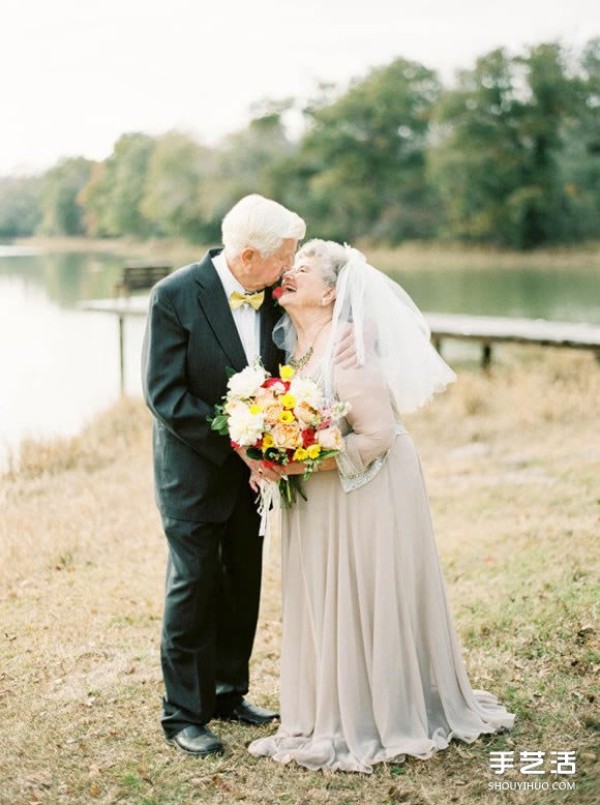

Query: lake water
<box><xmin>1</xmin><ymin>245</ymin><xmax>598</xmax><ymax>466</ymax></box>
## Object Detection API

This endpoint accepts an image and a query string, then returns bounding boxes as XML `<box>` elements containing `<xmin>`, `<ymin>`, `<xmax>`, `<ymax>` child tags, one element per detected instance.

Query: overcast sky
<box><xmin>2</xmin><ymin>0</ymin><xmax>599</xmax><ymax>175</ymax></box>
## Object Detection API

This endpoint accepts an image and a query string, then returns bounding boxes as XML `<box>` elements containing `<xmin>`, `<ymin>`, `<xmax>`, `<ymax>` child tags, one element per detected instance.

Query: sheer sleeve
<box><xmin>332</xmin><ymin>362</ymin><xmax>397</xmax><ymax>491</ymax></box>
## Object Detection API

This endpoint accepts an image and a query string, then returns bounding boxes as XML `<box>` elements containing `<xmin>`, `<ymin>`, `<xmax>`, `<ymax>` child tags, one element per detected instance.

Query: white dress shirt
<box><xmin>212</xmin><ymin>251</ymin><xmax>261</xmax><ymax>363</ymax></box>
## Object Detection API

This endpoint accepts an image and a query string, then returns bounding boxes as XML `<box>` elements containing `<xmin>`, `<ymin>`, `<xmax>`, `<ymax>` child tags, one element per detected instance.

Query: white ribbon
<box><xmin>256</xmin><ymin>480</ymin><xmax>282</xmax><ymax>566</ymax></box>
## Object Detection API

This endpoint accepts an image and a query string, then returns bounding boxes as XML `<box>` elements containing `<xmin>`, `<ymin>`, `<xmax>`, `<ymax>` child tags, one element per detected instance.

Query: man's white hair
<box><xmin>222</xmin><ymin>194</ymin><xmax>306</xmax><ymax>258</ymax></box>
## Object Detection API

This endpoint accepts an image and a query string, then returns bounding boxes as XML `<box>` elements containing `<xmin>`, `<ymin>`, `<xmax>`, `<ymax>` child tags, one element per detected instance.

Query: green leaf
<box><xmin>210</xmin><ymin>414</ymin><xmax>229</xmax><ymax>435</ymax></box>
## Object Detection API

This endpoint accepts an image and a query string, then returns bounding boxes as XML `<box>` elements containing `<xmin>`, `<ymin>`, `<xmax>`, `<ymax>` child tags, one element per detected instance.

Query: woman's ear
<box><xmin>321</xmin><ymin>287</ymin><xmax>336</xmax><ymax>306</ymax></box>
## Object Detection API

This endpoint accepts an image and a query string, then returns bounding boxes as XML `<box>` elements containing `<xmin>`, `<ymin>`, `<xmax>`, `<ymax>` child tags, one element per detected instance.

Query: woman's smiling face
<box><xmin>277</xmin><ymin>254</ymin><xmax>334</xmax><ymax>311</ymax></box>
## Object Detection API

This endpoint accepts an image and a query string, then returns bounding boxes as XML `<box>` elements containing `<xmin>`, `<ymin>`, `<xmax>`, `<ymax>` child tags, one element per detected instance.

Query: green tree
<box><xmin>511</xmin><ymin>43</ymin><xmax>582</xmax><ymax>246</ymax></box>
<box><xmin>429</xmin><ymin>43</ymin><xmax>588</xmax><ymax>248</ymax></box>
<box><xmin>79</xmin><ymin>161</ymin><xmax>112</xmax><ymax>237</ymax></box>
<box><xmin>557</xmin><ymin>38</ymin><xmax>600</xmax><ymax>241</ymax></box>
<box><xmin>199</xmin><ymin>108</ymin><xmax>297</xmax><ymax>235</ymax></box>
<box><xmin>0</xmin><ymin>176</ymin><xmax>42</xmax><ymax>237</ymax></box>
<box><xmin>429</xmin><ymin>48</ymin><xmax>529</xmax><ymax>246</ymax></box>
<box><xmin>40</xmin><ymin>157</ymin><xmax>93</xmax><ymax>235</ymax></box>
<box><xmin>279</xmin><ymin>59</ymin><xmax>442</xmax><ymax>243</ymax></box>
<box><xmin>80</xmin><ymin>133</ymin><xmax>155</xmax><ymax>236</ymax></box>
<box><xmin>141</xmin><ymin>131</ymin><xmax>216</xmax><ymax>242</ymax></box>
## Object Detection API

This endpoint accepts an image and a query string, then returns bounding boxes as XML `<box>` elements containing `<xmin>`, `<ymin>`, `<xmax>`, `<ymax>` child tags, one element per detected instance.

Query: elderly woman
<box><xmin>249</xmin><ymin>240</ymin><xmax>514</xmax><ymax>773</ymax></box>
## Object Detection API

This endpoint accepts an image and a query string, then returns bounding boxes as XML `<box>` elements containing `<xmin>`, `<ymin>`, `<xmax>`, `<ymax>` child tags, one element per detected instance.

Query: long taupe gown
<box><xmin>249</xmin><ymin>363</ymin><xmax>515</xmax><ymax>773</ymax></box>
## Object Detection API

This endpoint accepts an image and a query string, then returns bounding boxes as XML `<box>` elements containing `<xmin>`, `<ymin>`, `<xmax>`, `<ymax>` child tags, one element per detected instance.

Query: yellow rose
<box><xmin>280</xmin><ymin>393</ymin><xmax>296</xmax><ymax>410</ymax></box>
<box><xmin>279</xmin><ymin>364</ymin><xmax>295</xmax><ymax>380</ymax></box>
<box><xmin>262</xmin><ymin>433</ymin><xmax>274</xmax><ymax>449</ymax></box>
<box><xmin>307</xmin><ymin>444</ymin><xmax>321</xmax><ymax>459</ymax></box>
<box><xmin>293</xmin><ymin>447</ymin><xmax>309</xmax><ymax>461</ymax></box>
<box><xmin>279</xmin><ymin>410</ymin><xmax>295</xmax><ymax>424</ymax></box>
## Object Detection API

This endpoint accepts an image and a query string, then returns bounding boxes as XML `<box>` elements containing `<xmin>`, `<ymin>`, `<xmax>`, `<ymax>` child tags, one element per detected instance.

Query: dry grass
<box><xmin>0</xmin><ymin>348</ymin><xmax>598</xmax><ymax>804</ymax></box>
<box><xmin>363</xmin><ymin>240</ymin><xmax>600</xmax><ymax>272</ymax></box>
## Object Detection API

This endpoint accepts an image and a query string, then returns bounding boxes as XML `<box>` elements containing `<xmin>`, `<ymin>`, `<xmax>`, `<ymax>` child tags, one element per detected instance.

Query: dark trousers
<box><xmin>160</xmin><ymin>490</ymin><xmax>262</xmax><ymax>737</ymax></box>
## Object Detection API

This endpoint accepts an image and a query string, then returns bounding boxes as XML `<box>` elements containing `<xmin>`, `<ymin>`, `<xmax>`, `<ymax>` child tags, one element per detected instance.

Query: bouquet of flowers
<box><xmin>210</xmin><ymin>359</ymin><xmax>350</xmax><ymax>508</ymax></box>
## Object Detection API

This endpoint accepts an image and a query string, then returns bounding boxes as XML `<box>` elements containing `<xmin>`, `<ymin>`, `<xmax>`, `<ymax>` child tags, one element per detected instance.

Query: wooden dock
<box><xmin>427</xmin><ymin>313</ymin><xmax>600</xmax><ymax>367</ymax></box>
<box><xmin>79</xmin><ymin>296</ymin><xmax>600</xmax><ymax>393</ymax></box>
<box><xmin>80</xmin><ymin>297</ymin><xmax>149</xmax><ymax>395</ymax></box>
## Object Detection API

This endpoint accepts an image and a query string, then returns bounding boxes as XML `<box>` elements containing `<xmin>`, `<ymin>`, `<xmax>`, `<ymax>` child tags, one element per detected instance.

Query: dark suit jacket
<box><xmin>142</xmin><ymin>248</ymin><xmax>284</xmax><ymax>522</ymax></box>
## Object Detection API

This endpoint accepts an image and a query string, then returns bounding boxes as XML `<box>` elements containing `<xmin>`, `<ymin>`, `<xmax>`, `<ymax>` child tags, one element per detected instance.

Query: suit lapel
<box><xmin>195</xmin><ymin>250</ymin><xmax>248</xmax><ymax>371</ymax></box>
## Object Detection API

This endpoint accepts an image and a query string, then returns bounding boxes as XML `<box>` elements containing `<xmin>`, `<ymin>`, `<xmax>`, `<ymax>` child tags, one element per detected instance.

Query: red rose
<box><xmin>302</xmin><ymin>429</ymin><xmax>316</xmax><ymax>447</ymax></box>
<box><xmin>272</xmin><ymin>286</ymin><xmax>284</xmax><ymax>300</ymax></box>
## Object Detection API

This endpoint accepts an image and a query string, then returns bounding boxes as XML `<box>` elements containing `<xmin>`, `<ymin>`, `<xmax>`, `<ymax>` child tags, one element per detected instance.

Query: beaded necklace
<box><xmin>289</xmin><ymin>321</ymin><xmax>330</xmax><ymax>371</ymax></box>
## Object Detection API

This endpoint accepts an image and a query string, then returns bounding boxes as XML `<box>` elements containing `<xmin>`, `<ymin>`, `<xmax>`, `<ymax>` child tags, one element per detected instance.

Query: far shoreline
<box><xmin>8</xmin><ymin>235</ymin><xmax>600</xmax><ymax>272</ymax></box>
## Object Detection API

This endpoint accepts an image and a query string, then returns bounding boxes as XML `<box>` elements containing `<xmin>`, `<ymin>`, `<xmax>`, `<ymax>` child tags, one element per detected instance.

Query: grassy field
<box><xmin>1</xmin><ymin>347</ymin><xmax>598</xmax><ymax>804</ymax></box>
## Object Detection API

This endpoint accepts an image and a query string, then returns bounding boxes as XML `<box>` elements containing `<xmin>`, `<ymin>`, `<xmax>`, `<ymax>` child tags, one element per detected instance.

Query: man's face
<box><xmin>245</xmin><ymin>238</ymin><xmax>298</xmax><ymax>289</ymax></box>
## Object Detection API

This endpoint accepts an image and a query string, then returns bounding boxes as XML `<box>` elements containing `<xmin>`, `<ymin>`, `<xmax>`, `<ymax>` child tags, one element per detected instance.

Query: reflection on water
<box><xmin>0</xmin><ymin>249</ymin><xmax>144</xmax><ymax>467</ymax></box>
<box><xmin>0</xmin><ymin>250</ymin><xmax>124</xmax><ymax>307</ymax></box>
<box><xmin>391</xmin><ymin>266</ymin><xmax>600</xmax><ymax>324</ymax></box>
<box><xmin>0</xmin><ymin>245</ymin><xmax>598</xmax><ymax>467</ymax></box>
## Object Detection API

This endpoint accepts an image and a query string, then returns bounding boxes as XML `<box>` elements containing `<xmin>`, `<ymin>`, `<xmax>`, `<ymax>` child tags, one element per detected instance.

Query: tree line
<box><xmin>2</xmin><ymin>39</ymin><xmax>599</xmax><ymax>250</ymax></box>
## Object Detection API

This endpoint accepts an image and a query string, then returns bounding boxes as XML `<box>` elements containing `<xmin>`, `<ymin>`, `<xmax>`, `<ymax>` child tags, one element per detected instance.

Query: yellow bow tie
<box><xmin>229</xmin><ymin>290</ymin><xmax>265</xmax><ymax>311</ymax></box>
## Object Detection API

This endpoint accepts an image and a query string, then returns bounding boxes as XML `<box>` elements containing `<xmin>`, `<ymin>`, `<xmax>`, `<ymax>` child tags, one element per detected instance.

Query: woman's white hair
<box><xmin>222</xmin><ymin>194</ymin><xmax>306</xmax><ymax>258</ymax></box>
<box><xmin>296</xmin><ymin>239</ymin><xmax>350</xmax><ymax>287</ymax></box>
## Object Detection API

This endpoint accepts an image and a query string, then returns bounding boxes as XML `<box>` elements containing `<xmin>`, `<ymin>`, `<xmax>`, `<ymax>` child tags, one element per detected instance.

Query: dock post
<box><xmin>482</xmin><ymin>342</ymin><xmax>492</xmax><ymax>369</ymax></box>
<box><xmin>118</xmin><ymin>314</ymin><xmax>125</xmax><ymax>396</ymax></box>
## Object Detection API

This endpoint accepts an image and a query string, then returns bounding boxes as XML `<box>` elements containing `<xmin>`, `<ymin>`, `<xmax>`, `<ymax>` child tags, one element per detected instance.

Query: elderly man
<box><xmin>142</xmin><ymin>195</ymin><xmax>305</xmax><ymax>756</ymax></box>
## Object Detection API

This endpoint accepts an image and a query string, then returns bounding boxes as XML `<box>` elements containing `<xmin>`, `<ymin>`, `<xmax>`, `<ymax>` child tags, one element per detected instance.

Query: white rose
<box><xmin>228</xmin><ymin>406</ymin><xmax>265</xmax><ymax>446</ymax></box>
<box><xmin>316</xmin><ymin>425</ymin><xmax>344</xmax><ymax>451</ymax></box>
<box><xmin>225</xmin><ymin>399</ymin><xmax>248</xmax><ymax>416</ymax></box>
<box><xmin>289</xmin><ymin>377</ymin><xmax>324</xmax><ymax>410</ymax></box>
<box><xmin>227</xmin><ymin>364</ymin><xmax>268</xmax><ymax>400</ymax></box>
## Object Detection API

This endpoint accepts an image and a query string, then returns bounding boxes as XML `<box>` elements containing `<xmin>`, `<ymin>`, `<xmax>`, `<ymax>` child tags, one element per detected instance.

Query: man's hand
<box><xmin>334</xmin><ymin>321</ymin><xmax>377</xmax><ymax>368</ymax></box>
<box><xmin>334</xmin><ymin>323</ymin><xmax>356</xmax><ymax>367</ymax></box>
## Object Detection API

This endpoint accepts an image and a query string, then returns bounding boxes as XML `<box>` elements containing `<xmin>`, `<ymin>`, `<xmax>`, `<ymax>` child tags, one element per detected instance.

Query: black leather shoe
<box><xmin>215</xmin><ymin>698</ymin><xmax>279</xmax><ymax>726</ymax></box>
<box><xmin>166</xmin><ymin>725</ymin><xmax>224</xmax><ymax>756</ymax></box>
